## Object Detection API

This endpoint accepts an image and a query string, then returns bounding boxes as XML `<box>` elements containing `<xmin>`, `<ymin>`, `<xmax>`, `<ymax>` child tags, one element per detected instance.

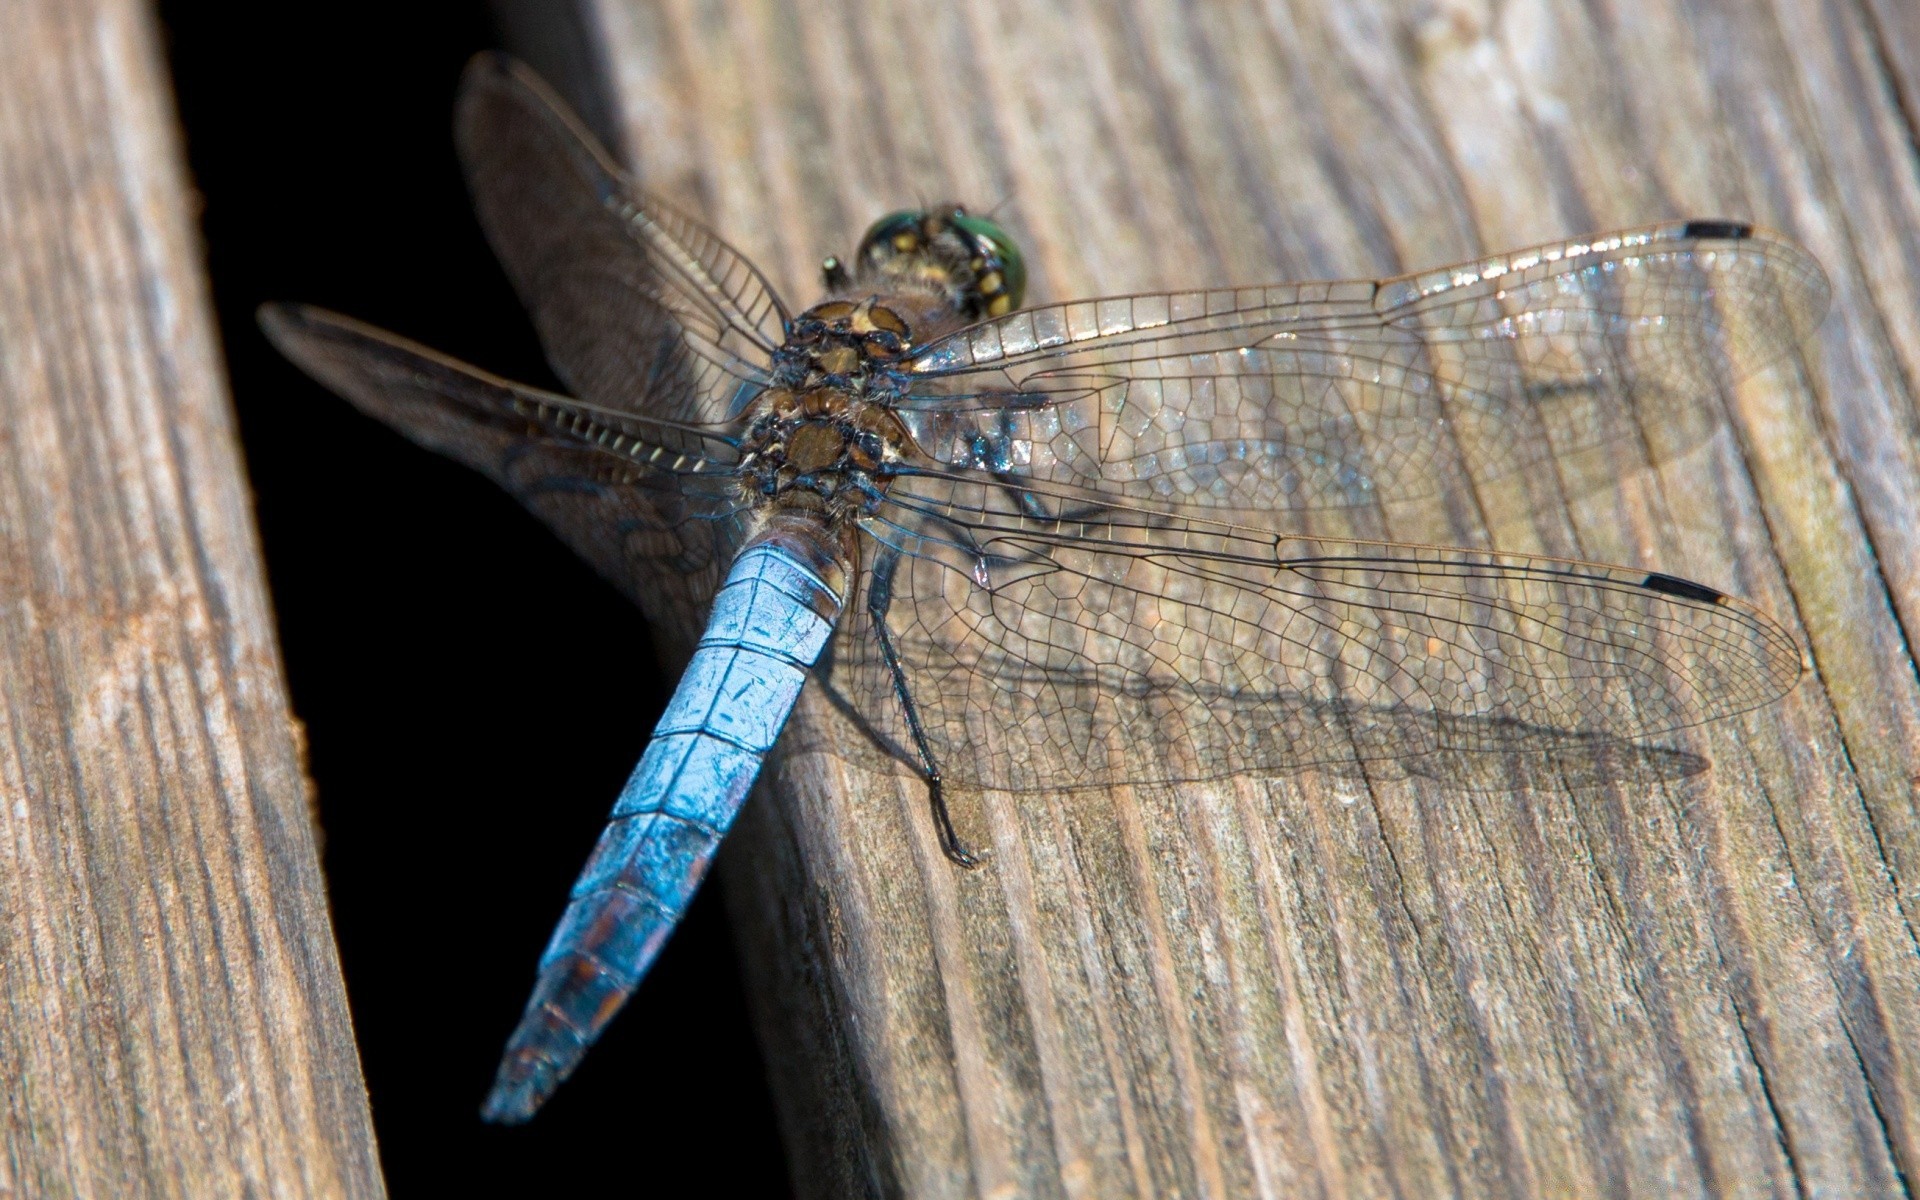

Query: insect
<box><xmin>261</xmin><ymin>53</ymin><xmax>1828</xmax><ymax>1122</ymax></box>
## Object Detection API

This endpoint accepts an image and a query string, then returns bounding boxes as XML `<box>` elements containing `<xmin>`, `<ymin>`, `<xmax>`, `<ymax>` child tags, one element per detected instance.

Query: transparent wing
<box><xmin>826</xmin><ymin>467</ymin><xmax>1801</xmax><ymax>793</ymax></box>
<box><xmin>455</xmin><ymin>53</ymin><xmax>787</xmax><ymax>427</ymax></box>
<box><xmin>895</xmin><ymin>222</ymin><xmax>1829</xmax><ymax>515</ymax></box>
<box><xmin>260</xmin><ymin>304</ymin><xmax>748</xmax><ymax>647</ymax></box>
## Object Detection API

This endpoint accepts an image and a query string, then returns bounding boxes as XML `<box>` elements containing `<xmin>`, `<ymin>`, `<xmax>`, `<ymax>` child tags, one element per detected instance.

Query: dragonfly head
<box><xmin>852</xmin><ymin>206</ymin><xmax>1026</xmax><ymax>319</ymax></box>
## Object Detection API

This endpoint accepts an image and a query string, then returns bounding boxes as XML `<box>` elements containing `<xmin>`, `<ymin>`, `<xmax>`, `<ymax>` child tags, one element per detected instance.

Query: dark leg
<box><xmin>969</xmin><ymin>428</ymin><xmax>1112</xmax><ymax>525</ymax></box>
<box><xmin>968</xmin><ymin>429</ymin><xmax>1057</xmax><ymax>522</ymax></box>
<box><xmin>868</xmin><ymin>547</ymin><xmax>984</xmax><ymax>868</ymax></box>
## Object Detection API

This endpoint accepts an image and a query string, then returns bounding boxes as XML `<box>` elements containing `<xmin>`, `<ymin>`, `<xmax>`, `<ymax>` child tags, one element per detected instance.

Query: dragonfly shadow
<box><xmin>1353</xmin><ymin>712</ymin><xmax>1707</xmax><ymax>794</ymax></box>
<box><xmin>807</xmin><ymin>662</ymin><xmax>1707</xmax><ymax>805</ymax></box>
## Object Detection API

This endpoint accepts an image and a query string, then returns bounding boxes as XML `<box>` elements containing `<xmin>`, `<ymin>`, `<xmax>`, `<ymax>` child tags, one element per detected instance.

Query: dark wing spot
<box><xmin>1641</xmin><ymin>572</ymin><xmax>1726</xmax><ymax>604</ymax></box>
<box><xmin>1681</xmin><ymin>220</ymin><xmax>1752</xmax><ymax>241</ymax></box>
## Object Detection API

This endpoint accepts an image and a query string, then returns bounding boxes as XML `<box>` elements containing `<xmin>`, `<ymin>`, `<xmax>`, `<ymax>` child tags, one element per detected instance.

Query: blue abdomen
<box><xmin>482</xmin><ymin>538</ymin><xmax>842</xmax><ymax>1121</ymax></box>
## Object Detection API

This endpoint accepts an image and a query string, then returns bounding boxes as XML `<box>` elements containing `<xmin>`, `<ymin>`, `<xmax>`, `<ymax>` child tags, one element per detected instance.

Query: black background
<box><xmin>156</xmin><ymin>4</ymin><xmax>791</xmax><ymax>1194</ymax></box>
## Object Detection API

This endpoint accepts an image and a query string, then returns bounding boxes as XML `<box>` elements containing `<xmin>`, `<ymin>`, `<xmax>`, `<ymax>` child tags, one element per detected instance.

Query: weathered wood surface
<box><xmin>0</xmin><ymin>2</ymin><xmax>384</xmax><ymax>1195</ymax></box>
<box><xmin>552</xmin><ymin>0</ymin><xmax>1920</xmax><ymax>1195</ymax></box>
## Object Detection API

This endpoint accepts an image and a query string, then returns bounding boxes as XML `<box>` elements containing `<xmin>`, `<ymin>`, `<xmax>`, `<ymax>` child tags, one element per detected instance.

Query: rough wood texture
<box><xmin>554</xmin><ymin>0</ymin><xmax>1920</xmax><ymax>1194</ymax></box>
<box><xmin>0</xmin><ymin>3</ymin><xmax>384</xmax><ymax>1195</ymax></box>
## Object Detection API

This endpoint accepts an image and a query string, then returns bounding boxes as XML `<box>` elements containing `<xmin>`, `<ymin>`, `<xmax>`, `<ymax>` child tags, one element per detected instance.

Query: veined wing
<box><xmin>832</xmin><ymin>465</ymin><xmax>1802</xmax><ymax>793</ymax></box>
<box><xmin>894</xmin><ymin>222</ymin><xmax>1829</xmax><ymax>516</ymax></box>
<box><xmin>455</xmin><ymin>53</ymin><xmax>787</xmax><ymax>427</ymax></box>
<box><xmin>260</xmin><ymin>304</ymin><xmax>748</xmax><ymax>648</ymax></box>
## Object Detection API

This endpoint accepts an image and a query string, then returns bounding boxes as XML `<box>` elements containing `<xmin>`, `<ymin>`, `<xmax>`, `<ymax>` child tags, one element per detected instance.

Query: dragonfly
<box><xmin>261</xmin><ymin>53</ymin><xmax>1829</xmax><ymax>1123</ymax></box>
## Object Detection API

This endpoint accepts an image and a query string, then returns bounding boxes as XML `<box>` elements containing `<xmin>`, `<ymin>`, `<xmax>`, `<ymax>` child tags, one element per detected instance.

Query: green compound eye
<box><xmin>854</xmin><ymin>207</ymin><xmax>1028</xmax><ymax>317</ymax></box>
<box><xmin>856</xmin><ymin>211</ymin><xmax>927</xmax><ymax>262</ymax></box>
<box><xmin>949</xmin><ymin>211</ymin><xmax>1026</xmax><ymax>314</ymax></box>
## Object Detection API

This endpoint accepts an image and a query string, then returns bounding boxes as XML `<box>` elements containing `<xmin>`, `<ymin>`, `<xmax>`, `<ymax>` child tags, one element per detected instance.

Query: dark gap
<box><xmin>156</xmin><ymin>4</ymin><xmax>790</xmax><ymax>1194</ymax></box>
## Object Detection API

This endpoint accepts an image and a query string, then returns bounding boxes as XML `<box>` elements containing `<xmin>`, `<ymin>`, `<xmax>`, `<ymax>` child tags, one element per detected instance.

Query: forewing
<box><xmin>828</xmin><ymin>468</ymin><xmax>1802</xmax><ymax>792</ymax></box>
<box><xmin>896</xmin><ymin>222</ymin><xmax>1829</xmax><ymax>516</ymax></box>
<box><xmin>260</xmin><ymin>304</ymin><xmax>746</xmax><ymax>649</ymax></box>
<box><xmin>455</xmin><ymin>53</ymin><xmax>787</xmax><ymax>427</ymax></box>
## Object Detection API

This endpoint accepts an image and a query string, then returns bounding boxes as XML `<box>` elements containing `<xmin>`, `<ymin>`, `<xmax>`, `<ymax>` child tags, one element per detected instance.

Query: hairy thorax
<box><xmin>739</xmin><ymin>204</ymin><xmax>1021</xmax><ymax>534</ymax></box>
<box><xmin>738</xmin><ymin>296</ymin><xmax>931</xmax><ymax>525</ymax></box>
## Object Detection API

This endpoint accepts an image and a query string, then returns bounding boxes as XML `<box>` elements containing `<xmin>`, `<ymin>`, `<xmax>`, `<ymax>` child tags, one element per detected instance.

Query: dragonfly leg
<box><xmin>868</xmin><ymin>547</ymin><xmax>984</xmax><ymax>868</ymax></box>
<box><xmin>968</xmin><ymin>430</ymin><xmax>1053</xmax><ymax>521</ymax></box>
<box><xmin>1001</xmin><ymin>479</ymin><xmax>1054</xmax><ymax>522</ymax></box>
<box><xmin>969</xmin><ymin>429</ymin><xmax>1113</xmax><ymax>524</ymax></box>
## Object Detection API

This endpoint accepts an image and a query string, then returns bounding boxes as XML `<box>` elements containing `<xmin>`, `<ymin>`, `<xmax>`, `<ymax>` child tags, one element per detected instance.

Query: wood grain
<box><xmin>0</xmin><ymin>2</ymin><xmax>383</xmax><ymax>1195</ymax></box>
<box><xmin>542</xmin><ymin>0</ymin><xmax>1920</xmax><ymax>1194</ymax></box>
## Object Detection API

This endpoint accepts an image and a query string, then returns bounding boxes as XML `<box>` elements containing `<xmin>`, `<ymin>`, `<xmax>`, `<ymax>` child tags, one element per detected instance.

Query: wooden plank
<box><xmin>538</xmin><ymin>0</ymin><xmax>1920</xmax><ymax>1193</ymax></box>
<box><xmin>0</xmin><ymin>2</ymin><xmax>385</xmax><ymax>1195</ymax></box>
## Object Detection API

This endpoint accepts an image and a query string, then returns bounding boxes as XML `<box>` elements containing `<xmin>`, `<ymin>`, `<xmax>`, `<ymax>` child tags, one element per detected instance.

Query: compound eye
<box><xmin>949</xmin><ymin>212</ymin><xmax>1027</xmax><ymax>312</ymax></box>
<box><xmin>856</xmin><ymin>210</ymin><xmax>929</xmax><ymax>268</ymax></box>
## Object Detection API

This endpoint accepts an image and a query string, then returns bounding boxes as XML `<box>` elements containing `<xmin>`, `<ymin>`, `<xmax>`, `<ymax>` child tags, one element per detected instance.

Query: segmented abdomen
<box><xmin>482</xmin><ymin>540</ymin><xmax>842</xmax><ymax>1122</ymax></box>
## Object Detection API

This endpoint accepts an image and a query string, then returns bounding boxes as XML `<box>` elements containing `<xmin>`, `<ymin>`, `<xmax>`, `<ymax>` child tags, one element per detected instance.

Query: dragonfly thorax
<box><xmin>745</xmin><ymin>297</ymin><xmax>924</xmax><ymax>518</ymax></box>
<box><xmin>739</xmin><ymin>382</ymin><xmax>914</xmax><ymax>521</ymax></box>
<box><xmin>774</xmin><ymin>296</ymin><xmax>914</xmax><ymax>389</ymax></box>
